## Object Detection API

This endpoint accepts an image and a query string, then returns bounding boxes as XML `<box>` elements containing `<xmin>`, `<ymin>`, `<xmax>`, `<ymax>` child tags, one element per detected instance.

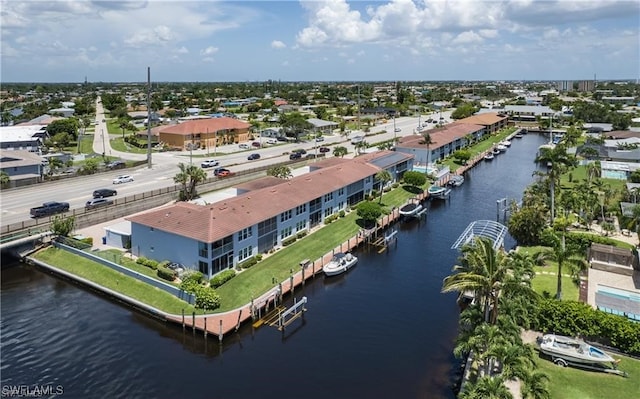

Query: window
<box><xmin>296</xmin><ymin>204</ymin><xmax>307</xmax><ymax>215</ymax></box>
<box><xmin>238</xmin><ymin>246</ymin><xmax>253</xmax><ymax>261</ymax></box>
<box><xmin>280</xmin><ymin>226</ymin><xmax>293</xmax><ymax>240</ymax></box>
<box><xmin>338</xmin><ymin>201</ymin><xmax>344</xmax><ymax>210</ymax></box>
<box><xmin>280</xmin><ymin>210</ymin><xmax>292</xmax><ymax>222</ymax></box>
<box><xmin>239</xmin><ymin>227</ymin><xmax>252</xmax><ymax>241</ymax></box>
<box><xmin>150</xmin><ymin>227</ymin><xmax>154</xmax><ymax>232</ymax></box>
<box><xmin>198</xmin><ymin>261</ymin><xmax>209</xmax><ymax>275</ymax></box>
<box><xmin>324</xmin><ymin>208</ymin><xmax>333</xmax><ymax>218</ymax></box>
<box><xmin>338</xmin><ymin>188</ymin><xmax>344</xmax><ymax>196</ymax></box>
<box><xmin>324</xmin><ymin>192</ymin><xmax>333</xmax><ymax>202</ymax></box>
<box><xmin>296</xmin><ymin>220</ymin><xmax>307</xmax><ymax>232</ymax></box>
<box><xmin>198</xmin><ymin>242</ymin><xmax>208</xmax><ymax>258</ymax></box>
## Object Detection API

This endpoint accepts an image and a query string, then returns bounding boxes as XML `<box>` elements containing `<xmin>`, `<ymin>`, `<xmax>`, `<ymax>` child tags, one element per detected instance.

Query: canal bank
<box><xmin>2</xmin><ymin>133</ymin><xmax>548</xmax><ymax>399</ymax></box>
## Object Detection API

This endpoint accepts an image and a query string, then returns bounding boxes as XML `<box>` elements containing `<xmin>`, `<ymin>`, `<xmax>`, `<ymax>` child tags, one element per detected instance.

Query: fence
<box><xmin>52</xmin><ymin>240</ymin><xmax>195</xmax><ymax>304</ymax></box>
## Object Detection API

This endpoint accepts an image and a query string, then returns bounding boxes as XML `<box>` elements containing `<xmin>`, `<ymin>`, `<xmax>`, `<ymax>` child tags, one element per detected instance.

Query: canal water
<box><xmin>1</xmin><ymin>134</ymin><xmax>547</xmax><ymax>399</ymax></box>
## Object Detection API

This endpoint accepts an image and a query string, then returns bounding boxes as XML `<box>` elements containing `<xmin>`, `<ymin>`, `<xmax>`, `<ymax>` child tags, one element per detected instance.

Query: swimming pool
<box><xmin>602</xmin><ymin>169</ymin><xmax>628</xmax><ymax>180</ymax></box>
<box><xmin>596</xmin><ymin>285</ymin><xmax>640</xmax><ymax>321</ymax></box>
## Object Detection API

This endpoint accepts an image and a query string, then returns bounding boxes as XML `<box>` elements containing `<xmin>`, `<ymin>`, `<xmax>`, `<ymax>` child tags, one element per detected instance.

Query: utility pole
<box><xmin>146</xmin><ymin>66</ymin><xmax>152</xmax><ymax>169</ymax></box>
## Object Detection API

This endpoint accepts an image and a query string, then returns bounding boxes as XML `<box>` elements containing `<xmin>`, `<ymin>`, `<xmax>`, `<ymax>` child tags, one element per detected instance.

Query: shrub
<box><xmin>282</xmin><ymin>236</ymin><xmax>297</xmax><ymax>246</ymax></box>
<box><xmin>239</xmin><ymin>256</ymin><xmax>259</xmax><ymax>269</ymax></box>
<box><xmin>296</xmin><ymin>230</ymin><xmax>308</xmax><ymax>239</ymax></box>
<box><xmin>80</xmin><ymin>237</ymin><xmax>93</xmax><ymax>245</ymax></box>
<box><xmin>157</xmin><ymin>266</ymin><xmax>177</xmax><ymax>281</ymax></box>
<box><xmin>338</xmin><ymin>210</ymin><xmax>346</xmax><ymax>218</ymax></box>
<box><xmin>136</xmin><ymin>256</ymin><xmax>159</xmax><ymax>270</ymax></box>
<box><xmin>194</xmin><ymin>286</ymin><xmax>221</xmax><ymax>310</ymax></box>
<box><xmin>210</xmin><ymin>269</ymin><xmax>236</xmax><ymax>288</ymax></box>
<box><xmin>158</xmin><ymin>260</ymin><xmax>170</xmax><ymax>269</ymax></box>
<box><xmin>392</xmin><ymin>182</ymin><xmax>400</xmax><ymax>188</ymax></box>
<box><xmin>255</xmin><ymin>254</ymin><xmax>263</xmax><ymax>261</ymax></box>
<box><xmin>182</xmin><ymin>271</ymin><xmax>204</xmax><ymax>284</ymax></box>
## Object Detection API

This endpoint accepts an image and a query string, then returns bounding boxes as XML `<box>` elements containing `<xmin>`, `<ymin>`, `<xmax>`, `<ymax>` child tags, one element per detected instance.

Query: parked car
<box><xmin>252</xmin><ymin>141</ymin><xmax>261</xmax><ymax>148</ymax></box>
<box><xmin>112</xmin><ymin>175</ymin><xmax>134</xmax><ymax>184</ymax></box>
<box><xmin>239</xmin><ymin>143</ymin><xmax>250</xmax><ymax>149</ymax></box>
<box><xmin>93</xmin><ymin>188</ymin><xmax>117</xmax><ymax>198</ymax></box>
<box><xmin>266</xmin><ymin>139</ymin><xmax>278</xmax><ymax>145</ymax></box>
<box><xmin>85</xmin><ymin>198</ymin><xmax>113</xmax><ymax>210</ymax></box>
<box><xmin>289</xmin><ymin>152</ymin><xmax>302</xmax><ymax>160</ymax></box>
<box><xmin>247</xmin><ymin>153</ymin><xmax>261</xmax><ymax>160</ymax></box>
<box><xmin>276</xmin><ymin>136</ymin><xmax>287</xmax><ymax>142</ymax></box>
<box><xmin>319</xmin><ymin>147</ymin><xmax>330</xmax><ymax>153</ymax></box>
<box><xmin>200</xmin><ymin>160</ymin><xmax>219</xmax><ymax>168</ymax></box>
<box><xmin>106</xmin><ymin>160</ymin><xmax>126</xmax><ymax>170</ymax></box>
<box><xmin>213</xmin><ymin>167</ymin><xmax>231</xmax><ymax>176</ymax></box>
<box><xmin>315</xmin><ymin>136</ymin><xmax>324</xmax><ymax>142</ymax></box>
<box><xmin>394</xmin><ymin>128</ymin><xmax>402</xmax><ymax>132</ymax></box>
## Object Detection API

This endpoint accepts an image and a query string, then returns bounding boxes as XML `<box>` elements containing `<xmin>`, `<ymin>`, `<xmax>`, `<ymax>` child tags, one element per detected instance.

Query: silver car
<box><xmin>85</xmin><ymin>198</ymin><xmax>113</xmax><ymax>210</ymax></box>
<box><xmin>112</xmin><ymin>175</ymin><xmax>134</xmax><ymax>184</ymax></box>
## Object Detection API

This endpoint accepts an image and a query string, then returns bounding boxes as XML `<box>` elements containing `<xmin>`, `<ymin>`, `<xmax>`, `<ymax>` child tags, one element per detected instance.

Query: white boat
<box><xmin>323</xmin><ymin>252</ymin><xmax>358</xmax><ymax>277</ymax></box>
<box><xmin>496</xmin><ymin>144</ymin><xmax>508</xmax><ymax>152</ymax></box>
<box><xmin>484</xmin><ymin>152</ymin><xmax>494</xmax><ymax>161</ymax></box>
<box><xmin>514</xmin><ymin>133</ymin><xmax>523</xmax><ymax>138</ymax></box>
<box><xmin>538</xmin><ymin>334</ymin><xmax>616</xmax><ymax>366</ymax></box>
<box><xmin>428</xmin><ymin>185</ymin><xmax>451</xmax><ymax>200</ymax></box>
<box><xmin>399</xmin><ymin>202</ymin><xmax>423</xmax><ymax>217</ymax></box>
<box><xmin>447</xmin><ymin>175</ymin><xmax>464</xmax><ymax>187</ymax></box>
<box><xmin>492</xmin><ymin>147</ymin><xmax>501</xmax><ymax>155</ymax></box>
<box><xmin>500</xmin><ymin>140</ymin><xmax>511</xmax><ymax>147</ymax></box>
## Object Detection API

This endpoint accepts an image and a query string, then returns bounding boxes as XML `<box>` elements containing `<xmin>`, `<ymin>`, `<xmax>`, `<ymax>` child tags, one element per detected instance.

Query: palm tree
<box><xmin>173</xmin><ymin>163</ymin><xmax>207</xmax><ymax>201</ymax></box>
<box><xmin>267</xmin><ymin>165</ymin><xmax>292</xmax><ymax>179</ymax></box>
<box><xmin>421</xmin><ymin>132</ymin><xmax>434</xmax><ymax>166</ymax></box>
<box><xmin>586</xmin><ymin>160</ymin><xmax>601</xmax><ymax>182</ymax></box>
<box><xmin>534</xmin><ymin>143</ymin><xmax>576</xmax><ymax>223</ymax></box>
<box><xmin>375</xmin><ymin>170</ymin><xmax>392</xmax><ymax>204</ymax></box>
<box><xmin>520</xmin><ymin>368</ymin><xmax>551</xmax><ymax>399</ymax></box>
<box><xmin>442</xmin><ymin>237</ymin><xmax>509</xmax><ymax>324</ymax></box>
<box><xmin>539</xmin><ymin>231</ymin><xmax>587</xmax><ymax>299</ymax></box>
<box><xmin>333</xmin><ymin>146</ymin><xmax>348</xmax><ymax>158</ymax></box>
<box><xmin>0</xmin><ymin>170</ymin><xmax>10</xmax><ymax>188</ymax></box>
<box><xmin>461</xmin><ymin>375</ymin><xmax>513</xmax><ymax>399</ymax></box>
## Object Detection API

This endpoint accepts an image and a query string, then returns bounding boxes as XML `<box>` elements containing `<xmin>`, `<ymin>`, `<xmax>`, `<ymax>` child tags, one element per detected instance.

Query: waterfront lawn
<box><xmin>214</xmin><ymin>184</ymin><xmax>424</xmax><ymax>312</ymax></box>
<box><xmin>534</xmin><ymin>351</ymin><xmax>639</xmax><ymax>399</ymax></box>
<box><xmin>440</xmin><ymin>127</ymin><xmax>517</xmax><ymax>172</ymax></box>
<box><xmin>531</xmin><ymin>272</ymin><xmax>579</xmax><ymax>301</ymax></box>
<box><xmin>33</xmin><ymin>247</ymin><xmax>199</xmax><ymax>315</ymax></box>
<box><xmin>95</xmin><ymin>249</ymin><xmax>171</xmax><ymax>283</ymax></box>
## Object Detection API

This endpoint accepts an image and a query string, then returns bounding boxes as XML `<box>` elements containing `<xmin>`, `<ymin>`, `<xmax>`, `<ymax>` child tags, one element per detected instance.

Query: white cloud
<box><xmin>177</xmin><ymin>46</ymin><xmax>189</xmax><ymax>54</ymax></box>
<box><xmin>452</xmin><ymin>31</ymin><xmax>484</xmax><ymax>45</ymax></box>
<box><xmin>271</xmin><ymin>40</ymin><xmax>286</xmax><ymax>49</ymax></box>
<box><xmin>200</xmin><ymin>46</ymin><xmax>219</xmax><ymax>56</ymax></box>
<box><xmin>124</xmin><ymin>25</ymin><xmax>175</xmax><ymax>47</ymax></box>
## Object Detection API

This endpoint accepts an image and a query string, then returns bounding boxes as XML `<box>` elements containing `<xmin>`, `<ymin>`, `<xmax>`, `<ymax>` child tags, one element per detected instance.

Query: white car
<box><xmin>112</xmin><ymin>175</ymin><xmax>134</xmax><ymax>184</ymax></box>
<box><xmin>266</xmin><ymin>139</ymin><xmax>278</xmax><ymax>145</ymax></box>
<box><xmin>200</xmin><ymin>160</ymin><xmax>219</xmax><ymax>168</ymax></box>
<box><xmin>394</xmin><ymin>128</ymin><xmax>401</xmax><ymax>132</ymax></box>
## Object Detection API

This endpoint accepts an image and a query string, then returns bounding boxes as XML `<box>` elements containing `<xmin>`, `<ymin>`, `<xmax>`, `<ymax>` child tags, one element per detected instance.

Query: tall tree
<box><xmin>173</xmin><ymin>163</ymin><xmax>208</xmax><ymax>201</ymax></box>
<box><xmin>534</xmin><ymin>144</ymin><xmax>576</xmax><ymax>223</ymax></box>
<box><xmin>375</xmin><ymin>170</ymin><xmax>392</xmax><ymax>204</ymax></box>
<box><xmin>421</xmin><ymin>132</ymin><xmax>434</xmax><ymax>165</ymax></box>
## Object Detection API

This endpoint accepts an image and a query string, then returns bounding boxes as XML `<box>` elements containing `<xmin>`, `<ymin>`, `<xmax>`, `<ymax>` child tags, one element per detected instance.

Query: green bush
<box><xmin>533</xmin><ymin>299</ymin><xmax>640</xmax><ymax>355</ymax></box>
<box><xmin>80</xmin><ymin>237</ymin><xmax>93</xmax><ymax>245</ymax></box>
<box><xmin>255</xmin><ymin>254</ymin><xmax>263</xmax><ymax>261</ymax></box>
<box><xmin>210</xmin><ymin>269</ymin><xmax>236</xmax><ymax>288</ymax></box>
<box><xmin>238</xmin><ymin>256</ymin><xmax>259</xmax><ymax>269</ymax></box>
<box><xmin>157</xmin><ymin>266</ymin><xmax>177</xmax><ymax>281</ymax></box>
<box><xmin>136</xmin><ymin>257</ymin><xmax>159</xmax><ymax>270</ymax></box>
<box><xmin>296</xmin><ymin>230</ymin><xmax>308</xmax><ymax>239</ymax></box>
<box><xmin>194</xmin><ymin>286</ymin><xmax>221</xmax><ymax>310</ymax></box>
<box><xmin>338</xmin><ymin>210</ymin><xmax>346</xmax><ymax>218</ymax></box>
<box><xmin>282</xmin><ymin>236</ymin><xmax>297</xmax><ymax>246</ymax></box>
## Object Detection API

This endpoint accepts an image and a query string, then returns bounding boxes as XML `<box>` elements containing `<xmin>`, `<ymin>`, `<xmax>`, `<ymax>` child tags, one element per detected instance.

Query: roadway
<box><xmin>0</xmin><ymin>103</ymin><xmax>451</xmax><ymax>227</ymax></box>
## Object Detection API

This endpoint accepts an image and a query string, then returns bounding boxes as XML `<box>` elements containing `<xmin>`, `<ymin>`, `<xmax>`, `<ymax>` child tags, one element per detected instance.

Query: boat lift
<box><xmin>277</xmin><ymin>296</ymin><xmax>307</xmax><ymax>331</ymax></box>
<box><xmin>451</xmin><ymin>220</ymin><xmax>508</xmax><ymax>250</ymax></box>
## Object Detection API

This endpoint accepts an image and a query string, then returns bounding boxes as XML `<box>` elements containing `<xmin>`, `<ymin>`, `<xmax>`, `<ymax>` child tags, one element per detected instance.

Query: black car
<box><xmin>106</xmin><ymin>160</ymin><xmax>126</xmax><ymax>170</ymax></box>
<box><xmin>289</xmin><ymin>152</ymin><xmax>302</xmax><ymax>160</ymax></box>
<box><xmin>247</xmin><ymin>153</ymin><xmax>261</xmax><ymax>160</ymax></box>
<box><xmin>319</xmin><ymin>147</ymin><xmax>330</xmax><ymax>153</ymax></box>
<box><xmin>93</xmin><ymin>188</ymin><xmax>118</xmax><ymax>198</ymax></box>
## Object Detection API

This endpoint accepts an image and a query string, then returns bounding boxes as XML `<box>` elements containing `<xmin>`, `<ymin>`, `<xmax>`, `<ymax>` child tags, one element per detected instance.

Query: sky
<box><xmin>1</xmin><ymin>0</ymin><xmax>639</xmax><ymax>83</ymax></box>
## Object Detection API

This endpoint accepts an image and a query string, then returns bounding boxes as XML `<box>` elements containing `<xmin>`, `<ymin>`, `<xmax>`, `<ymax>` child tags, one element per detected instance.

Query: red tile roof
<box><xmin>397</xmin><ymin>123</ymin><xmax>484</xmax><ymax>148</ymax></box>
<box><xmin>159</xmin><ymin>117</ymin><xmax>250</xmax><ymax>135</ymax></box>
<box><xmin>128</xmin><ymin>152</ymin><xmax>409</xmax><ymax>243</ymax></box>
<box><xmin>454</xmin><ymin>113</ymin><xmax>507</xmax><ymax>126</ymax></box>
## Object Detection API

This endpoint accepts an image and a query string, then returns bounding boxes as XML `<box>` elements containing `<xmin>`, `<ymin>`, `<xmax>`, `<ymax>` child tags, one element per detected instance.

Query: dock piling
<box><xmin>204</xmin><ymin>317</ymin><xmax>207</xmax><ymax>339</ymax></box>
<box><xmin>192</xmin><ymin>312</ymin><xmax>196</xmax><ymax>334</ymax></box>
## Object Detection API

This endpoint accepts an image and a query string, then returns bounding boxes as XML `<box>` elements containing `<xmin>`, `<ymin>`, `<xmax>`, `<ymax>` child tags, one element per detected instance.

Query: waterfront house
<box><xmin>126</xmin><ymin>151</ymin><xmax>413</xmax><ymax>277</ymax></box>
<box><xmin>158</xmin><ymin>117</ymin><xmax>251</xmax><ymax>150</ymax></box>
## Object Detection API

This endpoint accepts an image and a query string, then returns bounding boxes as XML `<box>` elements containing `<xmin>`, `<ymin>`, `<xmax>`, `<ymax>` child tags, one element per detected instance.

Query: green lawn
<box><xmin>32</xmin><ymin>247</ymin><xmax>200</xmax><ymax>315</ymax></box>
<box><xmin>440</xmin><ymin>127</ymin><xmax>517</xmax><ymax>172</ymax></box>
<box><xmin>109</xmin><ymin>137</ymin><xmax>150</xmax><ymax>154</ymax></box>
<box><xmin>531</xmin><ymin>272</ymin><xmax>579</xmax><ymax>301</ymax></box>
<box><xmin>31</xmin><ymin>184</ymin><xmax>424</xmax><ymax>314</ymax></box>
<box><xmin>535</xmin><ymin>351</ymin><xmax>639</xmax><ymax>399</ymax></box>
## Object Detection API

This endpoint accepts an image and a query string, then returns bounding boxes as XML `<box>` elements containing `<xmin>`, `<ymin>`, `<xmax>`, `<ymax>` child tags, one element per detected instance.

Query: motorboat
<box><xmin>500</xmin><ymin>140</ymin><xmax>511</xmax><ymax>147</ymax></box>
<box><xmin>428</xmin><ymin>185</ymin><xmax>451</xmax><ymax>200</ymax></box>
<box><xmin>323</xmin><ymin>252</ymin><xmax>358</xmax><ymax>277</ymax></box>
<box><xmin>484</xmin><ymin>152</ymin><xmax>495</xmax><ymax>161</ymax></box>
<box><xmin>399</xmin><ymin>202</ymin><xmax>423</xmax><ymax>217</ymax></box>
<box><xmin>496</xmin><ymin>144</ymin><xmax>508</xmax><ymax>152</ymax></box>
<box><xmin>538</xmin><ymin>334</ymin><xmax>616</xmax><ymax>366</ymax></box>
<box><xmin>492</xmin><ymin>147</ymin><xmax>501</xmax><ymax>155</ymax></box>
<box><xmin>514</xmin><ymin>133</ymin><xmax>524</xmax><ymax>139</ymax></box>
<box><xmin>447</xmin><ymin>175</ymin><xmax>464</xmax><ymax>187</ymax></box>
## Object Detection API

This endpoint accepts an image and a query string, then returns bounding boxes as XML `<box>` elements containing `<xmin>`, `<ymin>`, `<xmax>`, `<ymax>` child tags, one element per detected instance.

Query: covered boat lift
<box><xmin>451</xmin><ymin>220</ymin><xmax>508</xmax><ymax>250</ymax></box>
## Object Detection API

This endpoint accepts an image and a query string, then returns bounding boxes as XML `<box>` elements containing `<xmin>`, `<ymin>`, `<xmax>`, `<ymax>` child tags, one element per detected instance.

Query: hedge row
<box><xmin>157</xmin><ymin>266</ymin><xmax>177</xmax><ymax>281</ymax></box>
<box><xmin>136</xmin><ymin>256</ymin><xmax>159</xmax><ymax>270</ymax></box>
<box><xmin>210</xmin><ymin>269</ymin><xmax>236</xmax><ymax>288</ymax></box>
<box><xmin>533</xmin><ymin>299</ymin><xmax>640</xmax><ymax>356</ymax></box>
